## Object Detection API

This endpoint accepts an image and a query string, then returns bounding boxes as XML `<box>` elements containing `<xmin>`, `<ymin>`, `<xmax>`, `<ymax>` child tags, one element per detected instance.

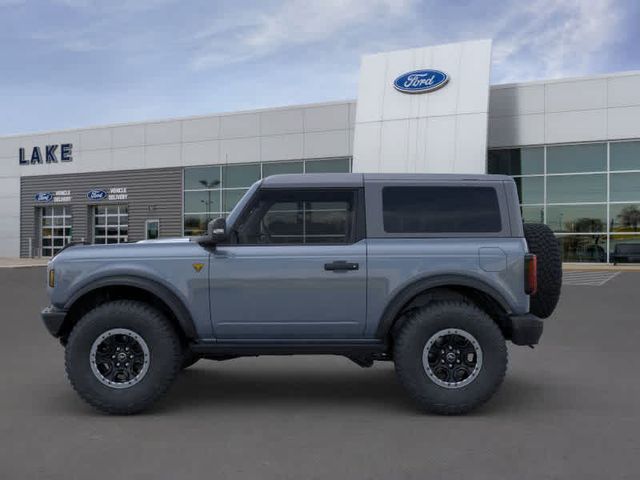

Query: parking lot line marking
<box><xmin>562</xmin><ymin>271</ymin><xmax>620</xmax><ymax>286</ymax></box>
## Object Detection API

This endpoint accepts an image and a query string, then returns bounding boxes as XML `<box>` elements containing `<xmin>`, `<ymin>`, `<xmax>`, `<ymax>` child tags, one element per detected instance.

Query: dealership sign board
<box><xmin>19</xmin><ymin>144</ymin><xmax>73</xmax><ymax>165</ymax></box>
<box><xmin>393</xmin><ymin>69</ymin><xmax>449</xmax><ymax>93</ymax></box>
<box><xmin>88</xmin><ymin>187</ymin><xmax>128</xmax><ymax>201</ymax></box>
<box><xmin>35</xmin><ymin>190</ymin><xmax>71</xmax><ymax>203</ymax></box>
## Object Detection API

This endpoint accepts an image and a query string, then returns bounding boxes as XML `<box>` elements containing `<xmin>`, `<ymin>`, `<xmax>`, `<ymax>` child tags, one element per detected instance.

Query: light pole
<box><xmin>199</xmin><ymin>179</ymin><xmax>220</xmax><ymax>231</ymax></box>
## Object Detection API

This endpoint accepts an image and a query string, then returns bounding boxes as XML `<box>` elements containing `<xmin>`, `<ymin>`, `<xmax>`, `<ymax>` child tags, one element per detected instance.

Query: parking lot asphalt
<box><xmin>1</xmin><ymin>267</ymin><xmax>639</xmax><ymax>480</ymax></box>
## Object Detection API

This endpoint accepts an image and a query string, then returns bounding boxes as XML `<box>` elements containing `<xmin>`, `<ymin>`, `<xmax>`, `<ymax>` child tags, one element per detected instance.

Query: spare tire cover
<box><xmin>523</xmin><ymin>223</ymin><xmax>562</xmax><ymax>318</ymax></box>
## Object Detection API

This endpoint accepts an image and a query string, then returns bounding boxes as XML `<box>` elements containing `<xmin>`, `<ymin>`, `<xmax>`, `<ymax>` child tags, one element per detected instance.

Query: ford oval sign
<box><xmin>87</xmin><ymin>189</ymin><xmax>107</xmax><ymax>201</ymax></box>
<box><xmin>393</xmin><ymin>69</ymin><xmax>449</xmax><ymax>93</ymax></box>
<box><xmin>35</xmin><ymin>192</ymin><xmax>53</xmax><ymax>202</ymax></box>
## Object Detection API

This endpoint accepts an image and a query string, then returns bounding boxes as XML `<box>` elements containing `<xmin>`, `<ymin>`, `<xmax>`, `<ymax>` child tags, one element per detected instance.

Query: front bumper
<box><xmin>41</xmin><ymin>306</ymin><xmax>68</xmax><ymax>338</ymax></box>
<box><xmin>508</xmin><ymin>313</ymin><xmax>543</xmax><ymax>346</ymax></box>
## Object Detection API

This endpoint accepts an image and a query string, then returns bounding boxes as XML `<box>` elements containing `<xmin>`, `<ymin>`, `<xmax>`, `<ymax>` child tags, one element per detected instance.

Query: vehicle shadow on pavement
<box><xmin>43</xmin><ymin>363</ymin><xmax>546</xmax><ymax>417</ymax></box>
<box><xmin>154</xmin><ymin>363</ymin><xmax>545</xmax><ymax>416</ymax></box>
<box><xmin>160</xmin><ymin>364</ymin><xmax>414</xmax><ymax>413</ymax></box>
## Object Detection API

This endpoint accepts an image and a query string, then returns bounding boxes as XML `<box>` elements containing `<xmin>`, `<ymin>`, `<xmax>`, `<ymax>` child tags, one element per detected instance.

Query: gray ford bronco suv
<box><xmin>41</xmin><ymin>173</ymin><xmax>562</xmax><ymax>415</ymax></box>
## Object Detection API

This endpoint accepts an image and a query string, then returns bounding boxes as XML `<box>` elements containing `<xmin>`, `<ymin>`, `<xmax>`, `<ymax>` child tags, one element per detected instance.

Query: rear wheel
<box><xmin>394</xmin><ymin>301</ymin><xmax>507</xmax><ymax>415</ymax></box>
<box><xmin>65</xmin><ymin>300</ymin><xmax>182</xmax><ymax>414</ymax></box>
<box><xmin>523</xmin><ymin>223</ymin><xmax>562</xmax><ymax>318</ymax></box>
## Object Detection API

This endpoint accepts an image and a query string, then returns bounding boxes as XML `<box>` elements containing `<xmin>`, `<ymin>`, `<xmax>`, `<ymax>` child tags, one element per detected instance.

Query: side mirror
<box><xmin>206</xmin><ymin>217</ymin><xmax>228</xmax><ymax>244</ymax></box>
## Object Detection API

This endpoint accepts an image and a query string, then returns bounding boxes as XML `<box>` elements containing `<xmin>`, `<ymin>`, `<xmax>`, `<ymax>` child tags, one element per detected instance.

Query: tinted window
<box><xmin>184</xmin><ymin>166</ymin><xmax>221</xmax><ymax>190</ymax></box>
<box><xmin>514</xmin><ymin>176</ymin><xmax>544</xmax><ymax>204</ymax></box>
<box><xmin>382</xmin><ymin>186</ymin><xmax>501</xmax><ymax>233</ymax></box>
<box><xmin>521</xmin><ymin>205</ymin><xmax>544</xmax><ymax>224</ymax></box>
<box><xmin>610</xmin><ymin>141</ymin><xmax>640</xmax><ymax>171</ymax></box>
<box><xmin>610</xmin><ymin>172</ymin><xmax>640</xmax><ymax>202</ymax></box>
<box><xmin>547</xmin><ymin>174</ymin><xmax>606</xmax><ymax>203</ymax></box>
<box><xmin>236</xmin><ymin>189</ymin><xmax>355</xmax><ymax>244</ymax></box>
<box><xmin>610</xmin><ymin>203</ymin><xmax>640</xmax><ymax>232</ymax></box>
<box><xmin>222</xmin><ymin>164</ymin><xmax>261</xmax><ymax>188</ymax></box>
<box><xmin>547</xmin><ymin>143</ymin><xmax>606</xmax><ymax>173</ymax></box>
<box><xmin>546</xmin><ymin>204</ymin><xmax>606</xmax><ymax>232</ymax></box>
<box><xmin>487</xmin><ymin>148</ymin><xmax>544</xmax><ymax>175</ymax></box>
<box><xmin>262</xmin><ymin>161</ymin><xmax>303</xmax><ymax>177</ymax></box>
<box><xmin>305</xmin><ymin>158</ymin><xmax>351</xmax><ymax>173</ymax></box>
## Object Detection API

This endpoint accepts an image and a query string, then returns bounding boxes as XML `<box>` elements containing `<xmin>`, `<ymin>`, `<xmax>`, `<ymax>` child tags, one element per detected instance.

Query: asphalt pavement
<box><xmin>1</xmin><ymin>267</ymin><xmax>639</xmax><ymax>480</ymax></box>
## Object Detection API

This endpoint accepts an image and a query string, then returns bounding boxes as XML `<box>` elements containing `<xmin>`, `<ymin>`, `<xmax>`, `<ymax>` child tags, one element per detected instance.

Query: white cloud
<box><xmin>192</xmin><ymin>0</ymin><xmax>416</xmax><ymax>70</ymax></box>
<box><xmin>491</xmin><ymin>0</ymin><xmax>622</xmax><ymax>82</ymax></box>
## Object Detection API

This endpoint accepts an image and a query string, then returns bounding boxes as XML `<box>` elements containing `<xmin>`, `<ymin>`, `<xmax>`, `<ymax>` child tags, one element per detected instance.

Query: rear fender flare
<box><xmin>375</xmin><ymin>274</ymin><xmax>512</xmax><ymax>338</ymax></box>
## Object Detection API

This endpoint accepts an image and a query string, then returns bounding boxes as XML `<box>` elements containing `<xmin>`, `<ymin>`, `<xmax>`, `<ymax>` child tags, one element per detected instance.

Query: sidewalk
<box><xmin>562</xmin><ymin>262</ymin><xmax>640</xmax><ymax>272</ymax></box>
<box><xmin>0</xmin><ymin>257</ymin><xmax>49</xmax><ymax>268</ymax></box>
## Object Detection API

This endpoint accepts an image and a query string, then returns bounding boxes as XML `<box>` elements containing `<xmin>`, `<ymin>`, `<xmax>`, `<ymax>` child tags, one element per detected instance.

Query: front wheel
<box><xmin>65</xmin><ymin>300</ymin><xmax>182</xmax><ymax>414</ymax></box>
<box><xmin>393</xmin><ymin>301</ymin><xmax>507</xmax><ymax>415</ymax></box>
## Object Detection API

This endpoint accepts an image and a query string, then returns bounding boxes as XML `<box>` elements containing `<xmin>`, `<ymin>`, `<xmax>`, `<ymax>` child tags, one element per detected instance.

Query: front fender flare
<box><xmin>64</xmin><ymin>275</ymin><xmax>197</xmax><ymax>339</ymax></box>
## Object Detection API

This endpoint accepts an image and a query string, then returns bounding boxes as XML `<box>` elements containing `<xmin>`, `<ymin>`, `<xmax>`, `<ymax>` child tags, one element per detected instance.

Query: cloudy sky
<box><xmin>0</xmin><ymin>0</ymin><xmax>638</xmax><ymax>135</ymax></box>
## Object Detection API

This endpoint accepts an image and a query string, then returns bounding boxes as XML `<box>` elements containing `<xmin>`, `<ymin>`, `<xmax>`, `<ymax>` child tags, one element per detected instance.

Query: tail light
<box><xmin>524</xmin><ymin>254</ymin><xmax>537</xmax><ymax>295</ymax></box>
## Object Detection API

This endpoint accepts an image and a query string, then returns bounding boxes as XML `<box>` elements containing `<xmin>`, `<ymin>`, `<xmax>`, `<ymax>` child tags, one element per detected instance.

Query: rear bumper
<box><xmin>41</xmin><ymin>306</ymin><xmax>68</xmax><ymax>338</ymax></box>
<box><xmin>508</xmin><ymin>313</ymin><xmax>543</xmax><ymax>346</ymax></box>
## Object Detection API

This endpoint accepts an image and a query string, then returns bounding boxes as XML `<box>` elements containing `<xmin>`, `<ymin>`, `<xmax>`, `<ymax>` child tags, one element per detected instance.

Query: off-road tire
<box><xmin>394</xmin><ymin>301</ymin><xmax>507</xmax><ymax>415</ymax></box>
<box><xmin>523</xmin><ymin>223</ymin><xmax>562</xmax><ymax>318</ymax></box>
<box><xmin>65</xmin><ymin>300</ymin><xmax>182</xmax><ymax>414</ymax></box>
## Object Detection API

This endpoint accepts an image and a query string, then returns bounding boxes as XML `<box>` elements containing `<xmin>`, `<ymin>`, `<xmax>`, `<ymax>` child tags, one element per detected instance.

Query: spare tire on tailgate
<box><xmin>523</xmin><ymin>223</ymin><xmax>562</xmax><ymax>318</ymax></box>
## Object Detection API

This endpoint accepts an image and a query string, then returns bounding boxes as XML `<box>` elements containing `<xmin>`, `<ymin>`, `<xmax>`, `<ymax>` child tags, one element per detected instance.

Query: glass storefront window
<box><xmin>223</xmin><ymin>164</ymin><xmax>261</xmax><ymax>188</ymax></box>
<box><xmin>490</xmin><ymin>142</ymin><xmax>640</xmax><ymax>263</ymax></box>
<box><xmin>223</xmin><ymin>189</ymin><xmax>248</xmax><ymax>212</ymax></box>
<box><xmin>546</xmin><ymin>204</ymin><xmax>606</xmax><ymax>232</ymax></box>
<box><xmin>547</xmin><ymin>143</ymin><xmax>606</xmax><ymax>174</ymax></box>
<box><xmin>305</xmin><ymin>158</ymin><xmax>350</xmax><ymax>173</ymax></box>
<box><xmin>184</xmin><ymin>214</ymin><xmax>214</xmax><ymax>236</ymax></box>
<box><xmin>610</xmin><ymin>235</ymin><xmax>640</xmax><ymax>263</ymax></box>
<box><xmin>184</xmin><ymin>166</ymin><xmax>221</xmax><ymax>190</ymax></box>
<box><xmin>547</xmin><ymin>174</ymin><xmax>606</xmax><ymax>203</ymax></box>
<box><xmin>514</xmin><ymin>176</ymin><xmax>544</xmax><ymax>204</ymax></box>
<box><xmin>184</xmin><ymin>190</ymin><xmax>221</xmax><ymax>213</ymax></box>
<box><xmin>521</xmin><ymin>206</ymin><xmax>544</xmax><ymax>223</ymax></box>
<box><xmin>557</xmin><ymin>235</ymin><xmax>607</xmax><ymax>262</ymax></box>
<box><xmin>262</xmin><ymin>161</ymin><xmax>303</xmax><ymax>177</ymax></box>
<box><xmin>487</xmin><ymin>147</ymin><xmax>544</xmax><ymax>175</ymax></box>
<box><xmin>610</xmin><ymin>204</ymin><xmax>640</xmax><ymax>233</ymax></box>
<box><xmin>610</xmin><ymin>172</ymin><xmax>640</xmax><ymax>202</ymax></box>
<box><xmin>610</xmin><ymin>141</ymin><xmax>640</xmax><ymax>171</ymax></box>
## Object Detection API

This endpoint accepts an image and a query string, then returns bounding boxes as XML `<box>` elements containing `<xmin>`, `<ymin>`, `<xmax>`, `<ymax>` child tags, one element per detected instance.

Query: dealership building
<box><xmin>1</xmin><ymin>39</ymin><xmax>640</xmax><ymax>262</ymax></box>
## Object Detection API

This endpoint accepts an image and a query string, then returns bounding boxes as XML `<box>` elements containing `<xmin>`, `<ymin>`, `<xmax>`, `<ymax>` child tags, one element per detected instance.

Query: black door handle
<box><xmin>324</xmin><ymin>261</ymin><xmax>359</xmax><ymax>272</ymax></box>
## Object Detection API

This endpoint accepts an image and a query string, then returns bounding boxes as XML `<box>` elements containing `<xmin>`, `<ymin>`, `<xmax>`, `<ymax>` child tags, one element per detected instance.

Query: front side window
<box><xmin>234</xmin><ymin>189</ymin><xmax>356</xmax><ymax>245</ymax></box>
<box><xmin>382</xmin><ymin>186</ymin><xmax>502</xmax><ymax>233</ymax></box>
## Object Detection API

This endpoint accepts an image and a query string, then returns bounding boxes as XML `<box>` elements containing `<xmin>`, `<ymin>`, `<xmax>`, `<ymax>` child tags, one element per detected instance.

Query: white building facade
<box><xmin>1</xmin><ymin>39</ymin><xmax>640</xmax><ymax>262</ymax></box>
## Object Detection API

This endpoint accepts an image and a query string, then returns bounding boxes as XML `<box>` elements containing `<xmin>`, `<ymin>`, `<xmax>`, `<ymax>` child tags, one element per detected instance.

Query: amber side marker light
<box><xmin>48</xmin><ymin>269</ymin><xmax>55</xmax><ymax>288</ymax></box>
<box><xmin>524</xmin><ymin>254</ymin><xmax>537</xmax><ymax>295</ymax></box>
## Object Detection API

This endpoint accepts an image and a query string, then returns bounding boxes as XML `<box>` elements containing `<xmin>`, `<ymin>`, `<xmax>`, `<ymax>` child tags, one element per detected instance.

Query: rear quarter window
<box><xmin>382</xmin><ymin>186</ymin><xmax>502</xmax><ymax>233</ymax></box>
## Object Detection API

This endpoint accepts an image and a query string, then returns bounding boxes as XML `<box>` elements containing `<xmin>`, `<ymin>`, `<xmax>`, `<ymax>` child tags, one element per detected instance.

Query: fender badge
<box><xmin>192</xmin><ymin>263</ymin><xmax>204</xmax><ymax>272</ymax></box>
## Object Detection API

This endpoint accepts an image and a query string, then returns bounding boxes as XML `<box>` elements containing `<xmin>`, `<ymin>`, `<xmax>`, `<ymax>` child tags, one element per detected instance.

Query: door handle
<box><xmin>324</xmin><ymin>260</ymin><xmax>359</xmax><ymax>272</ymax></box>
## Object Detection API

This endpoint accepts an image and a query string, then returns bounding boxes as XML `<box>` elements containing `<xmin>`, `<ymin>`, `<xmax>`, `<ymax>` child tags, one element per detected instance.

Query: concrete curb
<box><xmin>0</xmin><ymin>258</ymin><xmax>49</xmax><ymax>268</ymax></box>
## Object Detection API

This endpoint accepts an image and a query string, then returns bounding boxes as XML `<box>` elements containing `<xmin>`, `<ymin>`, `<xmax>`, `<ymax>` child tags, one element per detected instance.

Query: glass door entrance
<box><xmin>93</xmin><ymin>205</ymin><xmax>129</xmax><ymax>244</ymax></box>
<box><xmin>41</xmin><ymin>206</ymin><xmax>72</xmax><ymax>257</ymax></box>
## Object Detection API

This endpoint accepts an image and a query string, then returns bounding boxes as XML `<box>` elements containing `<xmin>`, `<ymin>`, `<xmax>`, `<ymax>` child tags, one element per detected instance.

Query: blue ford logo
<box><xmin>35</xmin><ymin>192</ymin><xmax>53</xmax><ymax>202</ymax></box>
<box><xmin>87</xmin><ymin>189</ymin><xmax>107</xmax><ymax>201</ymax></box>
<box><xmin>393</xmin><ymin>69</ymin><xmax>449</xmax><ymax>93</ymax></box>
